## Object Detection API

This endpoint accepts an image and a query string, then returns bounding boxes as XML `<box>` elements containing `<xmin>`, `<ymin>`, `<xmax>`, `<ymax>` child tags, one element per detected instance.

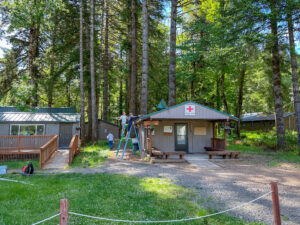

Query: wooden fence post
<box><xmin>60</xmin><ymin>199</ymin><xmax>68</xmax><ymax>225</ymax></box>
<box><xmin>270</xmin><ymin>182</ymin><xmax>281</xmax><ymax>225</ymax></box>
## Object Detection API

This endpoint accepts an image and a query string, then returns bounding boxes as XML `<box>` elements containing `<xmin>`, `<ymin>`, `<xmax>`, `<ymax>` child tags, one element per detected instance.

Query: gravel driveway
<box><xmin>44</xmin><ymin>155</ymin><xmax>300</xmax><ymax>225</ymax></box>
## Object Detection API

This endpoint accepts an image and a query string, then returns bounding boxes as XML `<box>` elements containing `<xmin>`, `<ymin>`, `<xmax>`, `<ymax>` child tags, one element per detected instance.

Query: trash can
<box><xmin>132</xmin><ymin>138</ymin><xmax>139</xmax><ymax>151</ymax></box>
<box><xmin>0</xmin><ymin>166</ymin><xmax>7</xmax><ymax>175</ymax></box>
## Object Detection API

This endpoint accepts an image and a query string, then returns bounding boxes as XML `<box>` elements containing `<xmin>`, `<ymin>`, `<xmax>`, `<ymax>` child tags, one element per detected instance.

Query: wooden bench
<box><xmin>151</xmin><ymin>150</ymin><xmax>186</xmax><ymax>160</ymax></box>
<box><xmin>165</xmin><ymin>151</ymin><xmax>186</xmax><ymax>160</ymax></box>
<box><xmin>204</xmin><ymin>147</ymin><xmax>223</xmax><ymax>152</ymax></box>
<box><xmin>151</xmin><ymin>150</ymin><xmax>165</xmax><ymax>159</ymax></box>
<box><xmin>206</xmin><ymin>151</ymin><xmax>240</xmax><ymax>159</ymax></box>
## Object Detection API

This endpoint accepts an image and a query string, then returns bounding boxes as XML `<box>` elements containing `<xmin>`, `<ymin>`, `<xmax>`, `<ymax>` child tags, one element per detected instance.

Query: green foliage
<box><xmin>0</xmin><ymin>173</ymin><xmax>263</xmax><ymax>224</ymax></box>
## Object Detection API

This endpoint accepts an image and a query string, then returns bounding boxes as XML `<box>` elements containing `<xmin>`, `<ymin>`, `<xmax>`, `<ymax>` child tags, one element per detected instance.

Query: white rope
<box><xmin>69</xmin><ymin>191</ymin><xmax>272</xmax><ymax>223</ymax></box>
<box><xmin>31</xmin><ymin>213</ymin><xmax>60</xmax><ymax>225</ymax></box>
<box><xmin>0</xmin><ymin>177</ymin><xmax>33</xmax><ymax>186</ymax></box>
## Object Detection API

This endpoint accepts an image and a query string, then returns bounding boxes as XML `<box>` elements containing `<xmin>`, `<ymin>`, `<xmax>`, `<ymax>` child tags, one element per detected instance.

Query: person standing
<box><xmin>107</xmin><ymin>132</ymin><xmax>114</xmax><ymax>150</ymax></box>
<box><xmin>119</xmin><ymin>112</ymin><xmax>128</xmax><ymax>134</ymax></box>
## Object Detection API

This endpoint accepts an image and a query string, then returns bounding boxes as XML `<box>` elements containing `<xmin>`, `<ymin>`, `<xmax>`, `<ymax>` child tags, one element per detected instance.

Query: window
<box><xmin>10</xmin><ymin>124</ymin><xmax>45</xmax><ymax>135</ymax></box>
<box><xmin>11</xmin><ymin>125</ymin><xmax>19</xmax><ymax>135</ymax></box>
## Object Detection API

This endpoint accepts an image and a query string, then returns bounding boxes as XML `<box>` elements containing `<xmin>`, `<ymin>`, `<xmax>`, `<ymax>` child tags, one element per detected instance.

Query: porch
<box><xmin>0</xmin><ymin>135</ymin><xmax>70</xmax><ymax>168</ymax></box>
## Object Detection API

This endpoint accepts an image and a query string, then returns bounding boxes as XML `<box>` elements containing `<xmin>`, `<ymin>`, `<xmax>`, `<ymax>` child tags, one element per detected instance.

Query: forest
<box><xmin>0</xmin><ymin>0</ymin><xmax>299</xmax><ymax>149</ymax></box>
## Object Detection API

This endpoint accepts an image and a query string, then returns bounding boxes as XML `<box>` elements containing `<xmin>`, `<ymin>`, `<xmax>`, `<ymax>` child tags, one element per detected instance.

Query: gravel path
<box><xmin>39</xmin><ymin>157</ymin><xmax>300</xmax><ymax>225</ymax></box>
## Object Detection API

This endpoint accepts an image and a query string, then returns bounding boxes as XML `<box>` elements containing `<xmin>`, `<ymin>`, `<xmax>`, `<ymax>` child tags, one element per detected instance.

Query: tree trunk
<box><xmin>191</xmin><ymin>61</ymin><xmax>196</xmax><ymax>100</ymax></box>
<box><xmin>220</xmin><ymin>71</ymin><xmax>228</xmax><ymax>114</ymax></box>
<box><xmin>236</xmin><ymin>67</ymin><xmax>246</xmax><ymax>139</ymax></box>
<box><xmin>80</xmin><ymin>0</ymin><xmax>86</xmax><ymax>143</ymax></box>
<box><xmin>84</xmin><ymin>0</ymin><xmax>92</xmax><ymax>142</ymax></box>
<box><xmin>141</xmin><ymin>0</ymin><xmax>149</xmax><ymax>115</ymax></box>
<box><xmin>216</xmin><ymin>78</ymin><xmax>221</xmax><ymax>110</ymax></box>
<box><xmin>168</xmin><ymin>0</ymin><xmax>177</xmax><ymax>106</ymax></box>
<box><xmin>87</xmin><ymin>88</ymin><xmax>92</xmax><ymax>141</ymax></box>
<box><xmin>270</xmin><ymin>0</ymin><xmax>286</xmax><ymax>149</ymax></box>
<box><xmin>286</xmin><ymin>0</ymin><xmax>300</xmax><ymax>154</ymax></box>
<box><xmin>103</xmin><ymin>1</ymin><xmax>109</xmax><ymax>120</ymax></box>
<box><xmin>90</xmin><ymin>0</ymin><xmax>97</xmax><ymax>142</ymax></box>
<box><xmin>97</xmin><ymin>1</ymin><xmax>105</xmax><ymax>122</ymax></box>
<box><xmin>28</xmin><ymin>18</ymin><xmax>40</xmax><ymax>107</ymax></box>
<box><xmin>119</xmin><ymin>78</ymin><xmax>123</xmax><ymax>115</ymax></box>
<box><xmin>129</xmin><ymin>0</ymin><xmax>137</xmax><ymax>114</ymax></box>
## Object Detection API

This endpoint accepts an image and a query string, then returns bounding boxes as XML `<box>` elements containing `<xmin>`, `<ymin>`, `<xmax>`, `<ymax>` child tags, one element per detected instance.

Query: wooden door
<box><xmin>59</xmin><ymin>124</ymin><xmax>73</xmax><ymax>147</ymax></box>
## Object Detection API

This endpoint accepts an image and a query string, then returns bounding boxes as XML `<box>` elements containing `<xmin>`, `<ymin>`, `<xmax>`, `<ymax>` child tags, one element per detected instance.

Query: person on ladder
<box><xmin>118</xmin><ymin>112</ymin><xmax>127</xmax><ymax>134</ymax></box>
<box><xmin>127</xmin><ymin>113</ymin><xmax>139</xmax><ymax>137</ymax></box>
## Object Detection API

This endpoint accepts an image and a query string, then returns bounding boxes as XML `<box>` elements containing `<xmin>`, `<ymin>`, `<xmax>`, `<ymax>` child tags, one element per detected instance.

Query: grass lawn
<box><xmin>0</xmin><ymin>173</ymin><xmax>263</xmax><ymax>225</ymax></box>
<box><xmin>0</xmin><ymin>158</ymin><xmax>39</xmax><ymax>170</ymax></box>
<box><xmin>227</xmin><ymin>143</ymin><xmax>300</xmax><ymax>166</ymax></box>
<box><xmin>227</xmin><ymin>130</ymin><xmax>300</xmax><ymax>166</ymax></box>
<box><xmin>69</xmin><ymin>140</ymin><xmax>110</xmax><ymax>168</ymax></box>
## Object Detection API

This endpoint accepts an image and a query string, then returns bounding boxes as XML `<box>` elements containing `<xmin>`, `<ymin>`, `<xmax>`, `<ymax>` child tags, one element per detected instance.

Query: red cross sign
<box><xmin>185</xmin><ymin>104</ymin><xmax>195</xmax><ymax>115</ymax></box>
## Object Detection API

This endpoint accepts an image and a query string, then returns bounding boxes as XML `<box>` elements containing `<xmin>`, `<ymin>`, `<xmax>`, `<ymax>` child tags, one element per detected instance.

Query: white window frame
<box><xmin>10</xmin><ymin>124</ymin><xmax>45</xmax><ymax>136</ymax></box>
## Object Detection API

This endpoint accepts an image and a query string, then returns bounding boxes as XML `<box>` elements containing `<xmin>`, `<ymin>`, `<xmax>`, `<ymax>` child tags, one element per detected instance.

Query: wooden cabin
<box><xmin>85</xmin><ymin>119</ymin><xmax>121</xmax><ymax>140</ymax></box>
<box><xmin>241</xmin><ymin>112</ymin><xmax>296</xmax><ymax>131</ymax></box>
<box><xmin>138</xmin><ymin>101</ymin><xmax>238</xmax><ymax>153</ymax></box>
<box><xmin>0</xmin><ymin>107</ymin><xmax>80</xmax><ymax>147</ymax></box>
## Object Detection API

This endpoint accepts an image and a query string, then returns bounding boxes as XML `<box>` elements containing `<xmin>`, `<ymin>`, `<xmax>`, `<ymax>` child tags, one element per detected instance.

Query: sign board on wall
<box><xmin>163</xmin><ymin>126</ymin><xmax>173</xmax><ymax>133</ymax></box>
<box><xmin>185</xmin><ymin>104</ymin><xmax>196</xmax><ymax>116</ymax></box>
<box><xmin>194</xmin><ymin>127</ymin><xmax>206</xmax><ymax>135</ymax></box>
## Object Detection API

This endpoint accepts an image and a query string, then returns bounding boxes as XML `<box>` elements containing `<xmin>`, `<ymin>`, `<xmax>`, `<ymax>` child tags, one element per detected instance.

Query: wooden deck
<box><xmin>0</xmin><ymin>135</ymin><xmax>58</xmax><ymax>168</ymax></box>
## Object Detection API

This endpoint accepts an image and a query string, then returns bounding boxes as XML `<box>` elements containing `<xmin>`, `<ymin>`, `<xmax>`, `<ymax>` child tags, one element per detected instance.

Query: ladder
<box><xmin>116</xmin><ymin>123</ymin><xmax>142</xmax><ymax>160</ymax></box>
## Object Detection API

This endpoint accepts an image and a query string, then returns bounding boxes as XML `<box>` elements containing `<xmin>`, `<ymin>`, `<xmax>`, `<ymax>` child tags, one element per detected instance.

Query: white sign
<box><xmin>185</xmin><ymin>104</ymin><xmax>195</xmax><ymax>115</ymax></box>
<box><xmin>163</xmin><ymin>126</ymin><xmax>173</xmax><ymax>133</ymax></box>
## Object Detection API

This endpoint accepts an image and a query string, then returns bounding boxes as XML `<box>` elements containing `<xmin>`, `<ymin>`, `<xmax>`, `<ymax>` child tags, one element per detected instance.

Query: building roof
<box><xmin>85</xmin><ymin>119</ymin><xmax>121</xmax><ymax>127</ymax></box>
<box><xmin>140</xmin><ymin>101</ymin><xmax>238</xmax><ymax>121</ymax></box>
<box><xmin>241</xmin><ymin>112</ymin><xmax>295</xmax><ymax>122</ymax></box>
<box><xmin>0</xmin><ymin>112</ymin><xmax>80</xmax><ymax>123</ymax></box>
<box><xmin>0</xmin><ymin>106</ymin><xmax>76</xmax><ymax>113</ymax></box>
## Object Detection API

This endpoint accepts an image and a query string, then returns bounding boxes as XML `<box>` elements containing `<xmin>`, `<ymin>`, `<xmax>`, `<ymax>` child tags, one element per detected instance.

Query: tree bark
<box><xmin>103</xmin><ymin>1</ymin><xmax>109</xmax><ymax>120</ymax></box>
<box><xmin>236</xmin><ymin>67</ymin><xmax>246</xmax><ymax>139</ymax></box>
<box><xmin>129</xmin><ymin>0</ymin><xmax>137</xmax><ymax>114</ymax></box>
<box><xmin>286</xmin><ymin>0</ymin><xmax>300</xmax><ymax>154</ymax></box>
<box><xmin>168</xmin><ymin>0</ymin><xmax>177</xmax><ymax>106</ymax></box>
<box><xmin>270</xmin><ymin>0</ymin><xmax>286</xmax><ymax>149</ymax></box>
<box><xmin>80</xmin><ymin>0</ymin><xmax>86</xmax><ymax>143</ymax></box>
<box><xmin>97</xmin><ymin>1</ymin><xmax>105</xmax><ymax>122</ymax></box>
<box><xmin>220</xmin><ymin>71</ymin><xmax>228</xmax><ymax>114</ymax></box>
<box><xmin>141</xmin><ymin>0</ymin><xmax>149</xmax><ymax>115</ymax></box>
<box><xmin>90</xmin><ymin>0</ymin><xmax>97</xmax><ymax>142</ymax></box>
<box><xmin>28</xmin><ymin>1</ymin><xmax>40</xmax><ymax>107</ymax></box>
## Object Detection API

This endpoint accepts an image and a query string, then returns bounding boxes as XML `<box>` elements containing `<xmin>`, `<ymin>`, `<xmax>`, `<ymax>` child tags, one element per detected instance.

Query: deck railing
<box><xmin>211</xmin><ymin>138</ymin><xmax>226</xmax><ymax>150</ymax></box>
<box><xmin>0</xmin><ymin>135</ymin><xmax>55</xmax><ymax>153</ymax></box>
<box><xmin>39</xmin><ymin>135</ymin><xmax>58</xmax><ymax>168</ymax></box>
<box><xmin>68</xmin><ymin>134</ymin><xmax>79</xmax><ymax>165</ymax></box>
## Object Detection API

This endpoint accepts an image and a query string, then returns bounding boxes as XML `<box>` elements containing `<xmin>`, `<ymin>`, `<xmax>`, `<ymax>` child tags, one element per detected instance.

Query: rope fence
<box><xmin>0</xmin><ymin>177</ymin><xmax>34</xmax><ymax>185</ymax></box>
<box><xmin>31</xmin><ymin>182</ymin><xmax>282</xmax><ymax>225</ymax></box>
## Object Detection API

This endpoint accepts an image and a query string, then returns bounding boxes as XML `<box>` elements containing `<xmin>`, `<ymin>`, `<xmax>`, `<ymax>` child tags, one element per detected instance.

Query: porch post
<box><xmin>224</xmin><ymin>121</ymin><xmax>227</xmax><ymax>149</ymax></box>
<box><xmin>212</xmin><ymin>122</ymin><xmax>215</xmax><ymax>138</ymax></box>
<box><xmin>212</xmin><ymin>122</ymin><xmax>216</xmax><ymax>148</ymax></box>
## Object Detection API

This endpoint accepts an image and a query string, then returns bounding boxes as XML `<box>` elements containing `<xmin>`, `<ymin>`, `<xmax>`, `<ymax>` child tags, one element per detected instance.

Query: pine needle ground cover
<box><xmin>0</xmin><ymin>173</ymin><xmax>263</xmax><ymax>225</ymax></box>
